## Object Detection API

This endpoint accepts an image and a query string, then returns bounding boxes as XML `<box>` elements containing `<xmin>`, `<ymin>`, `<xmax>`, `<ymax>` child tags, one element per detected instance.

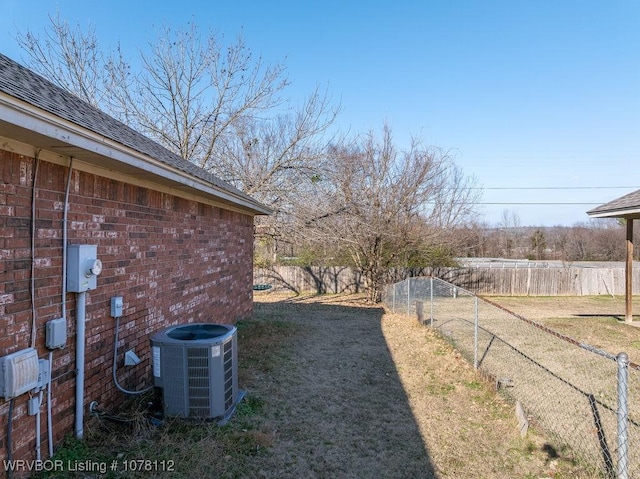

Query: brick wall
<box><xmin>0</xmin><ymin>149</ymin><xmax>255</xmax><ymax>470</ymax></box>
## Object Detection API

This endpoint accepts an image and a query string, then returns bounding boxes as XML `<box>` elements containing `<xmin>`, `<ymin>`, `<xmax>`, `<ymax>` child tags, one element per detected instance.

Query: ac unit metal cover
<box><xmin>150</xmin><ymin>323</ymin><xmax>238</xmax><ymax>420</ymax></box>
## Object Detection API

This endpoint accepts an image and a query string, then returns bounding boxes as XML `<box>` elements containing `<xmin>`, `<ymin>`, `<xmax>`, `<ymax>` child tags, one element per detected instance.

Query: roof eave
<box><xmin>0</xmin><ymin>93</ymin><xmax>272</xmax><ymax>216</ymax></box>
<box><xmin>587</xmin><ymin>208</ymin><xmax>640</xmax><ymax>219</ymax></box>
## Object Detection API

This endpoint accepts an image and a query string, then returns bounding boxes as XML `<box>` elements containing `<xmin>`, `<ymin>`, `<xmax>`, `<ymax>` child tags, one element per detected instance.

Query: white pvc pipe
<box><xmin>75</xmin><ymin>291</ymin><xmax>86</xmax><ymax>439</ymax></box>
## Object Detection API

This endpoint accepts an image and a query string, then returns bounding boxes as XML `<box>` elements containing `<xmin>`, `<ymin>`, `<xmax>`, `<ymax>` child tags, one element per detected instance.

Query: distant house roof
<box><xmin>0</xmin><ymin>53</ymin><xmax>271</xmax><ymax>215</ymax></box>
<box><xmin>587</xmin><ymin>189</ymin><xmax>640</xmax><ymax>219</ymax></box>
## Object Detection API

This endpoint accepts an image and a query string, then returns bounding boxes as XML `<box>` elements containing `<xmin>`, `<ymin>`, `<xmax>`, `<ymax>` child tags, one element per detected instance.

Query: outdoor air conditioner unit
<box><xmin>150</xmin><ymin>323</ymin><xmax>239</xmax><ymax>421</ymax></box>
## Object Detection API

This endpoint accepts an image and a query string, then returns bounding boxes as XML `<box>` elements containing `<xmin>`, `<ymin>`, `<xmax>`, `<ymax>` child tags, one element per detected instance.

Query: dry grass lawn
<box><xmin>486</xmin><ymin>295</ymin><xmax>640</xmax><ymax>364</ymax></box>
<box><xmin>37</xmin><ymin>292</ymin><xmax>619</xmax><ymax>479</ymax></box>
<box><xmin>234</xmin><ymin>292</ymin><xmax>592</xmax><ymax>479</ymax></box>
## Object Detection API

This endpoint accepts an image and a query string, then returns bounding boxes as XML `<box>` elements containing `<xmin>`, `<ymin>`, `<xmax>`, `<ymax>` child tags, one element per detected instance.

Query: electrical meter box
<box><xmin>67</xmin><ymin>244</ymin><xmax>102</xmax><ymax>292</ymax></box>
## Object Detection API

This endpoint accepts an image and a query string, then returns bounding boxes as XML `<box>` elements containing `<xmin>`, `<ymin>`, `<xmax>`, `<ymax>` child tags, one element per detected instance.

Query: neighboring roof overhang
<box><xmin>587</xmin><ymin>189</ymin><xmax>640</xmax><ymax>220</ymax></box>
<box><xmin>588</xmin><ymin>209</ymin><xmax>640</xmax><ymax>219</ymax></box>
<box><xmin>587</xmin><ymin>189</ymin><xmax>640</xmax><ymax>323</ymax></box>
<box><xmin>0</xmin><ymin>92</ymin><xmax>272</xmax><ymax>216</ymax></box>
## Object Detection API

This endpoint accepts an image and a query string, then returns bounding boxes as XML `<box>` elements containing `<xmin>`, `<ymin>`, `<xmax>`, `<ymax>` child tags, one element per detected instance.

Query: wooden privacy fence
<box><xmin>254</xmin><ymin>265</ymin><xmax>640</xmax><ymax>296</ymax></box>
<box><xmin>254</xmin><ymin>266</ymin><xmax>364</xmax><ymax>294</ymax></box>
<box><xmin>442</xmin><ymin>266</ymin><xmax>640</xmax><ymax>296</ymax></box>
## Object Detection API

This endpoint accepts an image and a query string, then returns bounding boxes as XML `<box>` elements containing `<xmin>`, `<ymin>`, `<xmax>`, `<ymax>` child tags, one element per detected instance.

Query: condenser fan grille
<box><xmin>168</xmin><ymin>324</ymin><xmax>231</xmax><ymax>341</ymax></box>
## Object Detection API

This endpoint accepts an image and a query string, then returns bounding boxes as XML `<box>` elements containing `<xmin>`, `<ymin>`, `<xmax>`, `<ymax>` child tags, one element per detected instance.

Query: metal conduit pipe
<box><xmin>75</xmin><ymin>290</ymin><xmax>86</xmax><ymax>439</ymax></box>
<box><xmin>47</xmin><ymin>351</ymin><xmax>53</xmax><ymax>457</ymax></box>
<box><xmin>35</xmin><ymin>391</ymin><xmax>43</xmax><ymax>461</ymax></box>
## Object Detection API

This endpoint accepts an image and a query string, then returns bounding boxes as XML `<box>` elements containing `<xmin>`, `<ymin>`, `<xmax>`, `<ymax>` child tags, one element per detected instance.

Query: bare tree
<box><xmin>107</xmin><ymin>24</ymin><xmax>294</xmax><ymax>171</ymax></box>
<box><xmin>233</xmin><ymin>88</ymin><xmax>340</xmax><ymax>266</ymax></box>
<box><xmin>216</xmin><ymin>86</ymin><xmax>339</xmax><ymax>206</ymax></box>
<box><xmin>298</xmin><ymin>125</ymin><xmax>479</xmax><ymax>301</ymax></box>
<box><xmin>16</xmin><ymin>12</ymin><xmax>129</xmax><ymax>108</ymax></box>
<box><xmin>17</xmin><ymin>15</ymin><xmax>340</xmax><ymax>247</ymax></box>
<box><xmin>18</xmin><ymin>18</ymin><xmax>291</xmax><ymax>169</ymax></box>
<box><xmin>449</xmin><ymin>221</ymin><xmax>494</xmax><ymax>258</ymax></box>
<box><xmin>499</xmin><ymin>208</ymin><xmax>522</xmax><ymax>258</ymax></box>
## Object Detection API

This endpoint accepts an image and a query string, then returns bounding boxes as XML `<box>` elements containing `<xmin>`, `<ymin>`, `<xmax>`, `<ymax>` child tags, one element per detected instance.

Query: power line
<box><xmin>460</xmin><ymin>157</ymin><xmax>640</xmax><ymax>164</ymax></box>
<box><xmin>475</xmin><ymin>186</ymin><xmax>640</xmax><ymax>191</ymax></box>
<box><xmin>461</xmin><ymin>155</ymin><xmax>639</xmax><ymax>160</ymax></box>
<box><xmin>476</xmin><ymin>202</ymin><xmax>601</xmax><ymax>206</ymax></box>
<box><xmin>427</xmin><ymin>202</ymin><xmax>603</xmax><ymax>205</ymax></box>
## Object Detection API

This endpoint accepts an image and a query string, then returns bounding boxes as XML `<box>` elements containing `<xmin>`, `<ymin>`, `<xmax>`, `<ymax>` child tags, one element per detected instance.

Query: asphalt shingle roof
<box><xmin>587</xmin><ymin>189</ymin><xmax>640</xmax><ymax>218</ymax></box>
<box><xmin>0</xmin><ymin>53</ymin><xmax>264</xmax><ymax>210</ymax></box>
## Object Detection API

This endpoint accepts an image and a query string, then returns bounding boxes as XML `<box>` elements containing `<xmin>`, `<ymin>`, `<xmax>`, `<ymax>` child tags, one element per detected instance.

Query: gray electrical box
<box><xmin>46</xmin><ymin>318</ymin><xmax>67</xmax><ymax>349</ymax></box>
<box><xmin>67</xmin><ymin>244</ymin><xmax>102</xmax><ymax>292</ymax></box>
<box><xmin>111</xmin><ymin>296</ymin><xmax>123</xmax><ymax>318</ymax></box>
<box><xmin>0</xmin><ymin>348</ymin><xmax>40</xmax><ymax>399</ymax></box>
<box><xmin>37</xmin><ymin>359</ymin><xmax>50</xmax><ymax>389</ymax></box>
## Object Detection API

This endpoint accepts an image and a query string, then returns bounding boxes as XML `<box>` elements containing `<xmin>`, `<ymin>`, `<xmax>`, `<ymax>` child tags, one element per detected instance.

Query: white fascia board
<box><xmin>0</xmin><ymin>95</ymin><xmax>271</xmax><ymax>215</ymax></box>
<box><xmin>588</xmin><ymin>208</ymin><xmax>640</xmax><ymax>219</ymax></box>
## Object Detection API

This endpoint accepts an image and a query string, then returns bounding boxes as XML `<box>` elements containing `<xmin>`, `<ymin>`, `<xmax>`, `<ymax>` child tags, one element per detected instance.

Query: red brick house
<box><xmin>0</xmin><ymin>53</ymin><xmax>269</xmax><ymax>470</ymax></box>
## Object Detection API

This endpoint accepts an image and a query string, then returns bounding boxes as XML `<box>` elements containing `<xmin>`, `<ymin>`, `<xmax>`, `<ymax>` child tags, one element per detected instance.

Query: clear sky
<box><xmin>1</xmin><ymin>0</ymin><xmax>639</xmax><ymax>227</ymax></box>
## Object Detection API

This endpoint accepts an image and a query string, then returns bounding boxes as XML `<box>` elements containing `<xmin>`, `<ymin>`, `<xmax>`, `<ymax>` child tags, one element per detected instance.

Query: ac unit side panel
<box><xmin>223</xmin><ymin>335</ymin><xmax>238</xmax><ymax>412</ymax></box>
<box><xmin>151</xmin><ymin>345</ymin><xmax>162</xmax><ymax>387</ymax></box>
<box><xmin>232</xmin><ymin>334</ymin><xmax>238</xmax><ymax>399</ymax></box>
<box><xmin>161</xmin><ymin>345</ymin><xmax>189</xmax><ymax>417</ymax></box>
<box><xmin>207</xmin><ymin>342</ymin><xmax>222</xmax><ymax>417</ymax></box>
<box><xmin>208</xmin><ymin>336</ymin><xmax>238</xmax><ymax>417</ymax></box>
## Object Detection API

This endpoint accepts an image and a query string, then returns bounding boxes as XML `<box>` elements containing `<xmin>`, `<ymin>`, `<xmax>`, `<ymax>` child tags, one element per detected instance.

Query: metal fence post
<box><xmin>430</xmin><ymin>276</ymin><xmax>434</xmax><ymax>327</ymax></box>
<box><xmin>617</xmin><ymin>352</ymin><xmax>629</xmax><ymax>479</ymax></box>
<box><xmin>473</xmin><ymin>296</ymin><xmax>479</xmax><ymax>370</ymax></box>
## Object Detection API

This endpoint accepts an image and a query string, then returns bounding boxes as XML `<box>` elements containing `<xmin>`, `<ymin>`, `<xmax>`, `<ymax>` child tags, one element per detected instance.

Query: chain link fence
<box><xmin>384</xmin><ymin>276</ymin><xmax>640</xmax><ymax>479</ymax></box>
